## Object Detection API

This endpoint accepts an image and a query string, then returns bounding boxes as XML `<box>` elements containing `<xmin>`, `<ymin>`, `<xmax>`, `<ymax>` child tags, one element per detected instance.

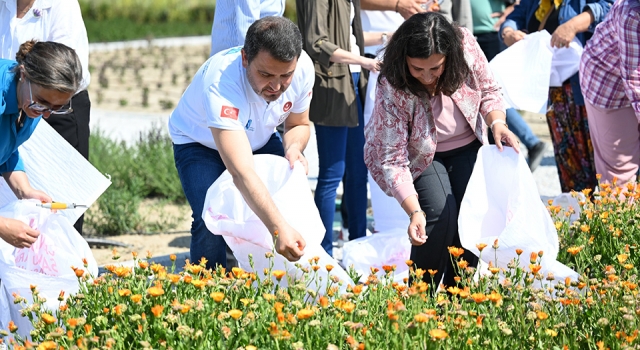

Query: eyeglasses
<box><xmin>27</xmin><ymin>80</ymin><xmax>73</xmax><ymax>115</ymax></box>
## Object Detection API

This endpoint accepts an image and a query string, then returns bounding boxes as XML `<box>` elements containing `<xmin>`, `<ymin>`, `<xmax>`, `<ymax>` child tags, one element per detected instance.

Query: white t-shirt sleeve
<box><xmin>204</xmin><ymin>81</ymin><xmax>247</xmax><ymax>131</ymax></box>
<box><xmin>291</xmin><ymin>53</ymin><xmax>315</xmax><ymax>114</ymax></box>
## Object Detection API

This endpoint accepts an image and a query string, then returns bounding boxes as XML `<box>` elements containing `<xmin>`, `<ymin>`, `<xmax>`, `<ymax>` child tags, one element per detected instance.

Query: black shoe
<box><xmin>527</xmin><ymin>142</ymin><xmax>547</xmax><ymax>172</ymax></box>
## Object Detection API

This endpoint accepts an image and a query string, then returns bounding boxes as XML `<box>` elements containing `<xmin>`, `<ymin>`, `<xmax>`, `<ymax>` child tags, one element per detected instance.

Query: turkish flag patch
<box><xmin>283</xmin><ymin>101</ymin><xmax>293</xmax><ymax>112</ymax></box>
<box><xmin>220</xmin><ymin>105</ymin><xmax>239</xmax><ymax>120</ymax></box>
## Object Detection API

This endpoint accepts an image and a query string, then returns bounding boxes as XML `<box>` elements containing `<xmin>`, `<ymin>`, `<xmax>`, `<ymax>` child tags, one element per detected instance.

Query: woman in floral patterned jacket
<box><xmin>364</xmin><ymin>12</ymin><xmax>519</xmax><ymax>289</ymax></box>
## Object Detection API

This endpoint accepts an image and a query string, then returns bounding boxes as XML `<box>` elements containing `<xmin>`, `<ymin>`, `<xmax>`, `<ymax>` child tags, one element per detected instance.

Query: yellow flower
<box><xmin>147</xmin><ymin>285</ymin><xmax>164</xmax><ymax>297</ymax></box>
<box><xmin>191</xmin><ymin>279</ymin><xmax>206</xmax><ymax>289</ymax></box>
<box><xmin>130</xmin><ymin>294</ymin><xmax>143</xmax><ymax>303</ymax></box>
<box><xmin>414</xmin><ymin>313</ymin><xmax>430</xmax><ymax>323</ymax></box>
<box><xmin>429</xmin><ymin>329</ymin><xmax>449</xmax><ymax>340</ymax></box>
<box><xmin>229</xmin><ymin>309</ymin><xmax>243</xmax><ymax>320</ymax></box>
<box><xmin>545</xmin><ymin>329</ymin><xmax>558</xmax><ymax>337</ymax></box>
<box><xmin>580</xmin><ymin>224</ymin><xmax>590</xmax><ymax>233</ymax></box>
<box><xmin>211</xmin><ymin>292</ymin><xmax>225</xmax><ymax>302</ymax></box>
<box><xmin>114</xmin><ymin>266</ymin><xmax>132</xmax><ymax>278</ymax></box>
<box><xmin>272</xmin><ymin>270</ymin><xmax>286</xmax><ymax>281</ymax></box>
<box><xmin>37</xmin><ymin>340</ymin><xmax>57</xmax><ymax>350</ymax></box>
<box><xmin>118</xmin><ymin>289</ymin><xmax>131</xmax><ymax>297</ymax></box>
<box><xmin>537</xmin><ymin>311</ymin><xmax>548</xmax><ymax>320</ymax></box>
<box><xmin>617</xmin><ymin>254</ymin><xmax>629</xmax><ymax>264</ymax></box>
<box><xmin>567</xmin><ymin>246</ymin><xmax>583</xmax><ymax>256</ymax></box>
<box><xmin>476</xmin><ymin>243</ymin><xmax>487</xmax><ymax>251</ymax></box>
<box><xmin>297</xmin><ymin>308</ymin><xmax>314</xmax><ymax>320</ymax></box>
<box><xmin>41</xmin><ymin>313</ymin><xmax>56</xmax><ymax>325</ymax></box>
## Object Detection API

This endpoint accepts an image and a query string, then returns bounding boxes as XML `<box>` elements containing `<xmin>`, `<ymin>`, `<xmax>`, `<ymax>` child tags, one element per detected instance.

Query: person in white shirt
<box><xmin>210</xmin><ymin>0</ymin><xmax>285</xmax><ymax>56</ymax></box>
<box><xmin>0</xmin><ymin>0</ymin><xmax>91</xmax><ymax>234</ymax></box>
<box><xmin>169</xmin><ymin>16</ymin><xmax>314</xmax><ymax>269</ymax></box>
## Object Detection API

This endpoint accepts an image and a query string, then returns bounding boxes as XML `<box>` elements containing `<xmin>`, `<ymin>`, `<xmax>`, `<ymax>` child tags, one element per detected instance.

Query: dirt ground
<box><xmin>89</xmin><ymin>200</ymin><xmax>193</xmax><ymax>266</ymax></box>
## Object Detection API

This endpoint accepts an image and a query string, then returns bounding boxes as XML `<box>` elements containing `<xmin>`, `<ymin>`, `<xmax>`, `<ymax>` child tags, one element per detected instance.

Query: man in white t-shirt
<box><xmin>169</xmin><ymin>16</ymin><xmax>315</xmax><ymax>269</ymax></box>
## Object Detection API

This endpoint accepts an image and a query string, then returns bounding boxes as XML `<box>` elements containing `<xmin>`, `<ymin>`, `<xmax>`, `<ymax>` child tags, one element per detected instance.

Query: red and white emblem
<box><xmin>220</xmin><ymin>105</ymin><xmax>239</xmax><ymax>120</ymax></box>
<box><xmin>283</xmin><ymin>101</ymin><xmax>293</xmax><ymax>112</ymax></box>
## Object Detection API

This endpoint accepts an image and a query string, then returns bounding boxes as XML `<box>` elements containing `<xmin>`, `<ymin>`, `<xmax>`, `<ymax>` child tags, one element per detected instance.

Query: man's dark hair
<box><xmin>380</xmin><ymin>12</ymin><xmax>470</xmax><ymax>97</ymax></box>
<box><xmin>244</xmin><ymin>16</ymin><xmax>303</xmax><ymax>63</ymax></box>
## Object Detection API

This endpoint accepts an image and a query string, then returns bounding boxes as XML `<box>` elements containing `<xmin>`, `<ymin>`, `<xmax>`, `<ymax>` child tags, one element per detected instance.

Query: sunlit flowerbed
<box><xmin>4</xmin><ymin>179</ymin><xmax>640</xmax><ymax>349</ymax></box>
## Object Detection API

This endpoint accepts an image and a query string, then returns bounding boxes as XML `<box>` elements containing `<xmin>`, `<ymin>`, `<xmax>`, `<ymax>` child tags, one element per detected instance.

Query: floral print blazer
<box><xmin>364</xmin><ymin>27</ymin><xmax>505</xmax><ymax>205</ymax></box>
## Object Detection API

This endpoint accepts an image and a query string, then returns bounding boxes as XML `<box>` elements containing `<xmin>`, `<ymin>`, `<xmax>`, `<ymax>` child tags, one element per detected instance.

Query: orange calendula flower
<box><xmin>191</xmin><ymin>279</ymin><xmax>206</xmax><ymax>289</ymax></box>
<box><xmin>448</xmin><ymin>246</ymin><xmax>465</xmax><ymax>258</ymax></box>
<box><xmin>114</xmin><ymin>266</ymin><xmax>132</xmax><ymax>278</ymax></box>
<box><xmin>530</xmin><ymin>252</ymin><xmax>538</xmax><ymax>263</ymax></box>
<box><xmin>414</xmin><ymin>313</ymin><xmax>429</xmax><ymax>323</ymax></box>
<box><xmin>537</xmin><ymin>311</ymin><xmax>549</xmax><ymax>320</ymax></box>
<box><xmin>130</xmin><ymin>294</ymin><xmax>143</xmax><ymax>303</ymax></box>
<box><xmin>429</xmin><ymin>329</ymin><xmax>449</xmax><ymax>340</ymax></box>
<box><xmin>476</xmin><ymin>243</ymin><xmax>487</xmax><ymax>252</ymax></box>
<box><xmin>147</xmin><ymin>285</ymin><xmax>164</xmax><ymax>297</ymax></box>
<box><xmin>169</xmin><ymin>254</ymin><xmax>177</xmax><ymax>262</ymax></box>
<box><xmin>319</xmin><ymin>296</ymin><xmax>329</xmax><ymax>308</ymax></box>
<box><xmin>272</xmin><ymin>270</ymin><xmax>286</xmax><ymax>281</ymax></box>
<box><xmin>297</xmin><ymin>308</ymin><xmax>314</xmax><ymax>320</ymax></box>
<box><xmin>353</xmin><ymin>284</ymin><xmax>363</xmax><ymax>295</ymax></box>
<box><xmin>470</xmin><ymin>293</ymin><xmax>486</xmax><ymax>303</ymax></box>
<box><xmin>515</xmin><ymin>248</ymin><xmax>523</xmax><ymax>255</ymax></box>
<box><xmin>428</xmin><ymin>269</ymin><xmax>438</xmax><ymax>276</ymax></box>
<box><xmin>529</xmin><ymin>264</ymin><xmax>542</xmax><ymax>274</ymax></box>
<box><xmin>580</xmin><ymin>224</ymin><xmax>590</xmax><ymax>233</ymax></box>
<box><xmin>382</xmin><ymin>265</ymin><xmax>396</xmax><ymax>274</ymax></box>
<box><xmin>8</xmin><ymin>320</ymin><xmax>18</xmax><ymax>332</ymax></box>
<box><xmin>229</xmin><ymin>309</ymin><xmax>243</xmax><ymax>320</ymax></box>
<box><xmin>405</xmin><ymin>260</ymin><xmax>414</xmax><ymax>267</ymax></box>
<box><xmin>183</xmin><ymin>275</ymin><xmax>193</xmax><ymax>284</ymax></box>
<box><xmin>74</xmin><ymin>268</ymin><xmax>85</xmax><ymax>278</ymax></box>
<box><xmin>211</xmin><ymin>292</ymin><xmax>225</xmax><ymax>302</ymax></box>
<box><xmin>67</xmin><ymin>318</ymin><xmax>78</xmax><ymax>328</ymax></box>
<box><xmin>38</xmin><ymin>341</ymin><xmax>57</xmax><ymax>350</ymax></box>
<box><xmin>342</xmin><ymin>302</ymin><xmax>356</xmax><ymax>313</ymax></box>
<box><xmin>118</xmin><ymin>289</ymin><xmax>131</xmax><ymax>297</ymax></box>
<box><xmin>488</xmin><ymin>267</ymin><xmax>500</xmax><ymax>275</ymax></box>
<box><xmin>617</xmin><ymin>254</ymin><xmax>629</xmax><ymax>264</ymax></box>
<box><xmin>447</xmin><ymin>286</ymin><xmax>461</xmax><ymax>296</ymax></box>
<box><xmin>151</xmin><ymin>305</ymin><xmax>164</xmax><ymax>317</ymax></box>
<box><xmin>326</xmin><ymin>264</ymin><xmax>334</xmax><ymax>272</ymax></box>
<box><xmin>566</xmin><ymin>246</ymin><xmax>583</xmax><ymax>256</ymax></box>
<box><xmin>138</xmin><ymin>261</ymin><xmax>149</xmax><ymax>269</ymax></box>
<box><xmin>41</xmin><ymin>313</ymin><xmax>56</xmax><ymax>325</ymax></box>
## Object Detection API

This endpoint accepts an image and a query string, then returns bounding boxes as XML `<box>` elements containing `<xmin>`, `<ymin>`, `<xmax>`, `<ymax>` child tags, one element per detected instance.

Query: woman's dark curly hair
<box><xmin>380</xmin><ymin>12</ymin><xmax>470</xmax><ymax>97</ymax></box>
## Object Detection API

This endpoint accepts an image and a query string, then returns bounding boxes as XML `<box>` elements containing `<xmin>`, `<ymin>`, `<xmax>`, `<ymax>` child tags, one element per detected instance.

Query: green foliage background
<box><xmin>80</xmin><ymin>0</ymin><xmax>298</xmax><ymax>42</ymax></box>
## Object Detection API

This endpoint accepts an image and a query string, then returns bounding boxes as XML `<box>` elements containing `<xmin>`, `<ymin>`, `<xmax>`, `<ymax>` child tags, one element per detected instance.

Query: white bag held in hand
<box><xmin>203</xmin><ymin>155</ymin><xmax>353</xmax><ymax>292</ymax></box>
<box><xmin>0</xmin><ymin>200</ymin><xmax>99</xmax><ymax>339</ymax></box>
<box><xmin>342</xmin><ymin>228</ymin><xmax>410</xmax><ymax>283</ymax></box>
<box><xmin>458</xmin><ymin>146</ymin><xmax>578</xmax><ymax>284</ymax></box>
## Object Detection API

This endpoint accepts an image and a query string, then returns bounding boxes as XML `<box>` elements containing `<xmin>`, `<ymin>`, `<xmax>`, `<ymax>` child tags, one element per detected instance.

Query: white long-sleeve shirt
<box><xmin>0</xmin><ymin>0</ymin><xmax>91</xmax><ymax>92</ymax></box>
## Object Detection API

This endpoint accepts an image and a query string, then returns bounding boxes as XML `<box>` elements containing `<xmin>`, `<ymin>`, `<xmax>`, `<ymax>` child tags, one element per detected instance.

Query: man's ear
<box><xmin>241</xmin><ymin>49</ymin><xmax>248</xmax><ymax>68</ymax></box>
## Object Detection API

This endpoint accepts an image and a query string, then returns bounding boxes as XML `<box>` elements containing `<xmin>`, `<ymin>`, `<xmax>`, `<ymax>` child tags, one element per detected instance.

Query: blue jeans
<box><xmin>506</xmin><ymin>108</ymin><xmax>540</xmax><ymax>149</ymax></box>
<box><xmin>315</xmin><ymin>72</ymin><xmax>368</xmax><ymax>256</ymax></box>
<box><xmin>173</xmin><ymin>133</ymin><xmax>285</xmax><ymax>270</ymax></box>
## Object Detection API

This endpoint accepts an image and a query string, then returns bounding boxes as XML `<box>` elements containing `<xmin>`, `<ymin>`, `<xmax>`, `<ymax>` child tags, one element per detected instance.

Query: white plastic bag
<box><xmin>203</xmin><ymin>155</ymin><xmax>353</xmax><ymax>293</ymax></box>
<box><xmin>342</xmin><ymin>228</ymin><xmax>410</xmax><ymax>283</ymax></box>
<box><xmin>458</xmin><ymin>145</ymin><xmax>578</xmax><ymax>284</ymax></box>
<box><xmin>0</xmin><ymin>200</ymin><xmax>98</xmax><ymax>338</ymax></box>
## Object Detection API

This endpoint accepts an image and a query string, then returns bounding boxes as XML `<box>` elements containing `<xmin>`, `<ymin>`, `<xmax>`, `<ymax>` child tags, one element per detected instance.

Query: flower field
<box><xmin>4</xmin><ymin>179</ymin><xmax>640</xmax><ymax>349</ymax></box>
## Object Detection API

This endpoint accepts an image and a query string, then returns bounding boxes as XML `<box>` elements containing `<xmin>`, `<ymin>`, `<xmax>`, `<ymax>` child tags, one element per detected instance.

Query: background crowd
<box><xmin>1</xmin><ymin>0</ymin><xmax>638</xmax><ymax>291</ymax></box>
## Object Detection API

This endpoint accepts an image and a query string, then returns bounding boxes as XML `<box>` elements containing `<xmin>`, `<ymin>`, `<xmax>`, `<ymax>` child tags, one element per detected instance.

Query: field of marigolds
<box><xmin>3</xmin><ymin>179</ymin><xmax>640</xmax><ymax>349</ymax></box>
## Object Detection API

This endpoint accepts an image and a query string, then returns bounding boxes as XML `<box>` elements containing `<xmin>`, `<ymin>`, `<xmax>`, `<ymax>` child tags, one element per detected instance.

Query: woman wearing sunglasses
<box><xmin>0</xmin><ymin>40</ymin><xmax>81</xmax><ymax>248</ymax></box>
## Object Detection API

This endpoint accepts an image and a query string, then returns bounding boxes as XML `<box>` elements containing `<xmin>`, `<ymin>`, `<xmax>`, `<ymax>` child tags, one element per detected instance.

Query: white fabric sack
<box><xmin>0</xmin><ymin>200</ymin><xmax>98</xmax><ymax>339</ymax></box>
<box><xmin>203</xmin><ymin>155</ymin><xmax>353</xmax><ymax>292</ymax></box>
<box><xmin>342</xmin><ymin>228</ymin><xmax>410</xmax><ymax>283</ymax></box>
<box><xmin>490</xmin><ymin>30</ymin><xmax>583</xmax><ymax>113</ymax></box>
<box><xmin>490</xmin><ymin>31</ymin><xmax>554</xmax><ymax>114</ymax></box>
<box><xmin>549</xmin><ymin>39</ymin><xmax>583</xmax><ymax>87</ymax></box>
<box><xmin>458</xmin><ymin>145</ymin><xmax>578</xmax><ymax>284</ymax></box>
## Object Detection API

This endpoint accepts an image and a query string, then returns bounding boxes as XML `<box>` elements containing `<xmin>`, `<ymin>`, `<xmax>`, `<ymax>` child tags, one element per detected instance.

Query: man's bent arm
<box><xmin>211</xmin><ymin>128</ymin><xmax>305</xmax><ymax>260</ymax></box>
<box><xmin>283</xmin><ymin>109</ymin><xmax>311</xmax><ymax>173</ymax></box>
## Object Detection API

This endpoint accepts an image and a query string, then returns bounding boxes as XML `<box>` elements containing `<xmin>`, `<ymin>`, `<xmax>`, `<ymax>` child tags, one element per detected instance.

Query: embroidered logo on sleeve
<box><xmin>220</xmin><ymin>106</ymin><xmax>240</xmax><ymax>120</ymax></box>
<box><xmin>283</xmin><ymin>101</ymin><xmax>293</xmax><ymax>112</ymax></box>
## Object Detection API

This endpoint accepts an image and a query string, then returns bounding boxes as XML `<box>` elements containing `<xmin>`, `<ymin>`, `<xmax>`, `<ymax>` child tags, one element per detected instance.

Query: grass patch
<box><xmin>86</xmin><ymin>127</ymin><xmax>185</xmax><ymax>235</ymax></box>
<box><xmin>86</xmin><ymin>18</ymin><xmax>212</xmax><ymax>43</ymax></box>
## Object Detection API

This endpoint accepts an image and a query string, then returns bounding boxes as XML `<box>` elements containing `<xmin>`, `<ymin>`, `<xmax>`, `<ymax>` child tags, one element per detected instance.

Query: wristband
<box><xmin>408</xmin><ymin>210</ymin><xmax>426</xmax><ymax>220</ymax></box>
<box><xmin>489</xmin><ymin>119</ymin><xmax>507</xmax><ymax>131</ymax></box>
